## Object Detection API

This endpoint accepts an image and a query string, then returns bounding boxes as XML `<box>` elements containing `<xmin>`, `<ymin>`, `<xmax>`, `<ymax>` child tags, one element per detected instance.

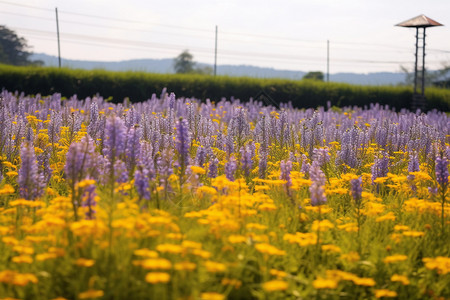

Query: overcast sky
<box><xmin>1</xmin><ymin>0</ymin><xmax>449</xmax><ymax>74</ymax></box>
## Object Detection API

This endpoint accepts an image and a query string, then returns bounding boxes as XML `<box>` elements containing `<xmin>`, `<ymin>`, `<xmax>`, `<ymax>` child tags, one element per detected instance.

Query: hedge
<box><xmin>1</xmin><ymin>64</ymin><xmax>450</xmax><ymax>111</ymax></box>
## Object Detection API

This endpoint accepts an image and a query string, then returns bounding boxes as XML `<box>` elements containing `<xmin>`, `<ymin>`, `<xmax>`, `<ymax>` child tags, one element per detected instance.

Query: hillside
<box><xmin>31</xmin><ymin>53</ymin><xmax>406</xmax><ymax>86</ymax></box>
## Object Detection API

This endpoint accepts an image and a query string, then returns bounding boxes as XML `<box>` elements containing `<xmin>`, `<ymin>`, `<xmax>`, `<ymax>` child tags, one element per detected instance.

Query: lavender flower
<box><xmin>208</xmin><ymin>157</ymin><xmax>219</xmax><ymax>178</ymax></box>
<box><xmin>134</xmin><ymin>167</ymin><xmax>151</xmax><ymax>200</ymax></box>
<box><xmin>350</xmin><ymin>177</ymin><xmax>363</xmax><ymax>205</ymax></box>
<box><xmin>175</xmin><ymin>118</ymin><xmax>190</xmax><ymax>170</ymax></box>
<box><xmin>195</xmin><ymin>145</ymin><xmax>206</xmax><ymax>167</ymax></box>
<box><xmin>280</xmin><ymin>160</ymin><xmax>292</xmax><ymax>187</ymax></box>
<box><xmin>371</xmin><ymin>152</ymin><xmax>389</xmax><ymax>184</ymax></box>
<box><xmin>312</xmin><ymin>147</ymin><xmax>330</xmax><ymax>167</ymax></box>
<box><xmin>103</xmin><ymin>116</ymin><xmax>127</xmax><ymax>161</ymax></box>
<box><xmin>408</xmin><ymin>152</ymin><xmax>420</xmax><ymax>173</ymax></box>
<box><xmin>65</xmin><ymin>135</ymin><xmax>96</xmax><ymax>185</ymax></box>
<box><xmin>240</xmin><ymin>145</ymin><xmax>253</xmax><ymax>177</ymax></box>
<box><xmin>125</xmin><ymin>126</ymin><xmax>142</xmax><ymax>174</ymax></box>
<box><xmin>225</xmin><ymin>157</ymin><xmax>237</xmax><ymax>181</ymax></box>
<box><xmin>309</xmin><ymin>161</ymin><xmax>326</xmax><ymax>206</ymax></box>
<box><xmin>435</xmin><ymin>155</ymin><xmax>449</xmax><ymax>188</ymax></box>
<box><xmin>80</xmin><ymin>179</ymin><xmax>97</xmax><ymax>220</ymax></box>
<box><xmin>18</xmin><ymin>143</ymin><xmax>44</xmax><ymax>200</ymax></box>
<box><xmin>114</xmin><ymin>160</ymin><xmax>129</xmax><ymax>184</ymax></box>
<box><xmin>258</xmin><ymin>150</ymin><xmax>268</xmax><ymax>179</ymax></box>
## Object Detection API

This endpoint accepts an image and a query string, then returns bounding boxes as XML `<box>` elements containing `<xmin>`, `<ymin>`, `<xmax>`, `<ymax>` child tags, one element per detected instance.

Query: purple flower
<box><xmin>18</xmin><ymin>143</ymin><xmax>44</xmax><ymax>200</ymax></box>
<box><xmin>258</xmin><ymin>150</ymin><xmax>268</xmax><ymax>179</ymax></box>
<box><xmin>301</xmin><ymin>154</ymin><xmax>311</xmax><ymax>176</ymax></box>
<box><xmin>175</xmin><ymin>118</ymin><xmax>190</xmax><ymax>170</ymax></box>
<box><xmin>65</xmin><ymin>135</ymin><xmax>96</xmax><ymax>185</ymax></box>
<box><xmin>350</xmin><ymin>177</ymin><xmax>363</xmax><ymax>205</ymax></box>
<box><xmin>313</xmin><ymin>147</ymin><xmax>330</xmax><ymax>167</ymax></box>
<box><xmin>114</xmin><ymin>160</ymin><xmax>128</xmax><ymax>184</ymax></box>
<box><xmin>80</xmin><ymin>179</ymin><xmax>97</xmax><ymax>220</ymax></box>
<box><xmin>125</xmin><ymin>127</ymin><xmax>142</xmax><ymax>174</ymax></box>
<box><xmin>103</xmin><ymin>116</ymin><xmax>127</xmax><ymax>161</ymax></box>
<box><xmin>225</xmin><ymin>157</ymin><xmax>237</xmax><ymax>181</ymax></box>
<box><xmin>240</xmin><ymin>145</ymin><xmax>253</xmax><ymax>177</ymax></box>
<box><xmin>195</xmin><ymin>145</ymin><xmax>206</xmax><ymax>167</ymax></box>
<box><xmin>280</xmin><ymin>160</ymin><xmax>292</xmax><ymax>187</ymax></box>
<box><xmin>208</xmin><ymin>157</ymin><xmax>219</xmax><ymax>178</ymax></box>
<box><xmin>134</xmin><ymin>167</ymin><xmax>151</xmax><ymax>200</ymax></box>
<box><xmin>435</xmin><ymin>155</ymin><xmax>449</xmax><ymax>187</ymax></box>
<box><xmin>371</xmin><ymin>152</ymin><xmax>389</xmax><ymax>184</ymax></box>
<box><xmin>408</xmin><ymin>152</ymin><xmax>420</xmax><ymax>173</ymax></box>
<box><xmin>309</xmin><ymin>161</ymin><xmax>326</xmax><ymax>206</ymax></box>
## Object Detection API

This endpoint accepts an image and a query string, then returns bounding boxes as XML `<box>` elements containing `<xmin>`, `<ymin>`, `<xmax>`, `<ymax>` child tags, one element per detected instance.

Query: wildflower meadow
<box><xmin>0</xmin><ymin>89</ymin><xmax>449</xmax><ymax>300</ymax></box>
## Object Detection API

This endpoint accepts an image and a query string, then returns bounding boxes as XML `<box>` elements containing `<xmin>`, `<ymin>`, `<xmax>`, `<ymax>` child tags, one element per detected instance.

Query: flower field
<box><xmin>0</xmin><ymin>90</ymin><xmax>449</xmax><ymax>300</ymax></box>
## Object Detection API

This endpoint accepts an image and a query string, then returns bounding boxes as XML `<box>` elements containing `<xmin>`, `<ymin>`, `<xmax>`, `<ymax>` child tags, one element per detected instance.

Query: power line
<box><xmin>2</xmin><ymin>1</ymin><xmax>448</xmax><ymax>56</ymax></box>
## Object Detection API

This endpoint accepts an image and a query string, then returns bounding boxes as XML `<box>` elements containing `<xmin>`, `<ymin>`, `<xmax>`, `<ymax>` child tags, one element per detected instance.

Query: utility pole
<box><xmin>214</xmin><ymin>25</ymin><xmax>218</xmax><ymax>76</ymax></box>
<box><xmin>55</xmin><ymin>7</ymin><xmax>61</xmax><ymax>68</ymax></box>
<box><xmin>326</xmin><ymin>40</ymin><xmax>330</xmax><ymax>82</ymax></box>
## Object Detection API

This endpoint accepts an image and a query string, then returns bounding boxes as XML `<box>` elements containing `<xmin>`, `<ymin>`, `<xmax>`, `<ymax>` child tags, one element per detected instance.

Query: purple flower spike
<box><xmin>350</xmin><ymin>177</ymin><xmax>363</xmax><ymax>205</ymax></box>
<box><xmin>103</xmin><ymin>116</ymin><xmax>127</xmax><ymax>161</ymax></box>
<box><xmin>435</xmin><ymin>155</ymin><xmax>449</xmax><ymax>188</ymax></box>
<box><xmin>80</xmin><ymin>179</ymin><xmax>97</xmax><ymax>220</ymax></box>
<box><xmin>208</xmin><ymin>157</ymin><xmax>219</xmax><ymax>179</ymax></box>
<box><xmin>280</xmin><ymin>160</ymin><xmax>293</xmax><ymax>187</ymax></box>
<box><xmin>309</xmin><ymin>161</ymin><xmax>327</xmax><ymax>206</ymax></box>
<box><xmin>65</xmin><ymin>135</ymin><xmax>96</xmax><ymax>185</ymax></box>
<box><xmin>134</xmin><ymin>167</ymin><xmax>151</xmax><ymax>200</ymax></box>
<box><xmin>18</xmin><ymin>143</ymin><xmax>44</xmax><ymax>200</ymax></box>
<box><xmin>225</xmin><ymin>157</ymin><xmax>237</xmax><ymax>181</ymax></box>
<box><xmin>175</xmin><ymin>118</ymin><xmax>191</xmax><ymax>170</ymax></box>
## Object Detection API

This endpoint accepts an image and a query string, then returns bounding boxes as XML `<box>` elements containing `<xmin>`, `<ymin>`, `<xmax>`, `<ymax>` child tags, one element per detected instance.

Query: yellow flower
<box><xmin>75</xmin><ymin>258</ymin><xmax>95</xmax><ymax>267</ymax></box>
<box><xmin>390</xmin><ymin>274</ymin><xmax>410</xmax><ymax>285</ymax></box>
<box><xmin>375</xmin><ymin>289</ymin><xmax>397</xmax><ymax>298</ymax></box>
<box><xmin>36</xmin><ymin>253</ymin><xmax>58</xmax><ymax>261</ymax></box>
<box><xmin>133</xmin><ymin>248</ymin><xmax>159</xmax><ymax>258</ymax></box>
<box><xmin>174</xmin><ymin>261</ymin><xmax>196</xmax><ymax>271</ymax></box>
<box><xmin>228</xmin><ymin>235</ymin><xmax>247</xmax><ymax>244</ymax></box>
<box><xmin>140</xmin><ymin>258</ymin><xmax>172</xmax><ymax>270</ymax></box>
<box><xmin>6</xmin><ymin>171</ymin><xmax>18</xmax><ymax>177</ymax></box>
<box><xmin>422</xmin><ymin>256</ymin><xmax>450</xmax><ymax>274</ymax></box>
<box><xmin>246</xmin><ymin>223</ymin><xmax>268</xmax><ymax>230</ymax></box>
<box><xmin>383</xmin><ymin>254</ymin><xmax>408</xmax><ymax>264</ymax></box>
<box><xmin>375</xmin><ymin>212</ymin><xmax>396</xmax><ymax>222</ymax></box>
<box><xmin>200</xmin><ymin>292</ymin><xmax>226</xmax><ymax>300</ymax></box>
<box><xmin>12</xmin><ymin>255</ymin><xmax>33</xmax><ymax>264</ymax></box>
<box><xmin>254</xmin><ymin>243</ymin><xmax>286</xmax><ymax>256</ymax></box>
<box><xmin>269</xmin><ymin>269</ymin><xmax>288</xmax><ymax>278</ymax></box>
<box><xmin>0</xmin><ymin>184</ymin><xmax>15</xmax><ymax>195</ymax></box>
<box><xmin>312</xmin><ymin>277</ymin><xmax>338</xmax><ymax>289</ymax></box>
<box><xmin>145</xmin><ymin>272</ymin><xmax>170</xmax><ymax>284</ymax></box>
<box><xmin>181</xmin><ymin>240</ymin><xmax>203</xmax><ymax>249</ymax></box>
<box><xmin>13</xmin><ymin>245</ymin><xmax>34</xmax><ymax>255</ymax></box>
<box><xmin>156</xmin><ymin>243</ymin><xmax>184</xmax><ymax>254</ymax></box>
<box><xmin>78</xmin><ymin>289</ymin><xmax>104</xmax><ymax>299</ymax></box>
<box><xmin>262</xmin><ymin>280</ymin><xmax>289</xmax><ymax>292</ymax></box>
<box><xmin>402</xmin><ymin>230</ymin><xmax>425</xmax><ymax>237</ymax></box>
<box><xmin>340</xmin><ymin>251</ymin><xmax>360</xmax><ymax>263</ymax></box>
<box><xmin>204</xmin><ymin>261</ymin><xmax>227</xmax><ymax>273</ymax></box>
<box><xmin>351</xmin><ymin>277</ymin><xmax>376</xmax><ymax>286</ymax></box>
<box><xmin>191</xmin><ymin>165</ymin><xmax>206</xmax><ymax>174</ymax></box>
<box><xmin>311</xmin><ymin>219</ymin><xmax>334</xmax><ymax>232</ymax></box>
<box><xmin>321</xmin><ymin>244</ymin><xmax>341</xmax><ymax>253</ymax></box>
<box><xmin>11</xmin><ymin>273</ymin><xmax>38</xmax><ymax>286</ymax></box>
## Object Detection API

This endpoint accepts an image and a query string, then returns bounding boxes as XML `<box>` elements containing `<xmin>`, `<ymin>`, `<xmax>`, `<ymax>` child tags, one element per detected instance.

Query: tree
<box><xmin>174</xmin><ymin>50</ymin><xmax>195</xmax><ymax>74</ymax></box>
<box><xmin>303</xmin><ymin>71</ymin><xmax>324</xmax><ymax>81</ymax></box>
<box><xmin>0</xmin><ymin>25</ymin><xmax>35</xmax><ymax>66</ymax></box>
